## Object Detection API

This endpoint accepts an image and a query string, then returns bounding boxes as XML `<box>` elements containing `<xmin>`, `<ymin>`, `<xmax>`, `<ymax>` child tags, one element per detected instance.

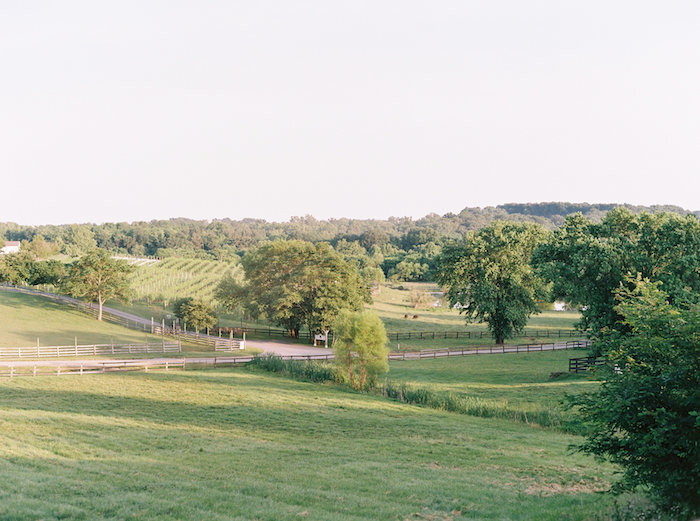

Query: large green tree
<box><xmin>571</xmin><ymin>278</ymin><xmax>700</xmax><ymax>519</ymax></box>
<box><xmin>65</xmin><ymin>250</ymin><xmax>133</xmax><ymax>321</ymax></box>
<box><xmin>216</xmin><ymin>240</ymin><xmax>369</xmax><ymax>338</ymax></box>
<box><xmin>436</xmin><ymin>221</ymin><xmax>548</xmax><ymax>344</ymax></box>
<box><xmin>533</xmin><ymin>209</ymin><xmax>700</xmax><ymax>341</ymax></box>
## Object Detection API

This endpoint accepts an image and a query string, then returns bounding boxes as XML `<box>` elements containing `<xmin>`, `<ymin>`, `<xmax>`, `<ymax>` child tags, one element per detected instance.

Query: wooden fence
<box><xmin>569</xmin><ymin>356</ymin><xmax>606</xmax><ymax>373</ymax></box>
<box><xmin>0</xmin><ymin>342</ymin><xmax>181</xmax><ymax>359</ymax></box>
<box><xmin>389</xmin><ymin>340</ymin><xmax>590</xmax><ymax>360</ymax></box>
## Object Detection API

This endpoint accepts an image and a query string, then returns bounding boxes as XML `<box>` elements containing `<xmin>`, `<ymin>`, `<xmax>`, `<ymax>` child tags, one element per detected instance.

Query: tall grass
<box><xmin>379</xmin><ymin>380</ymin><xmax>582</xmax><ymax>432</ymax></box>
<box><xmin>250</xmin><ymin>354</ymin><xmax>339</xmax><ymax>383</ymax></box>
<box><xmin>249</xmin><ymin>354</ymin><xmax>584</xmax><ymax>432</ymax></box>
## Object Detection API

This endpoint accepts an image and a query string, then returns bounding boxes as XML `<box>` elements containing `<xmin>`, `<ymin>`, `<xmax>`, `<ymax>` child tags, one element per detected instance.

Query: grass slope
<box><xmin>0</xmin><ymin>291</ymin><xmax>164</xmax><ymax>348</ymax></box>
<box><xmin>0</xmin><ymin>368</ymin><xmax>613</xmax><ymax>521</ymax></box>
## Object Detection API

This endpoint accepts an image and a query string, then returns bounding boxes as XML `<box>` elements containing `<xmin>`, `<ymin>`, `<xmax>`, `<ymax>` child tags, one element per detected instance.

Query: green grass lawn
<box><xmin>0</xmin><ymin>291</ymin><xmax>166</xmax><ymax>348</ymax></box>
<box><xmin>0</xmin><ymin>291</ymin><xmax>259</xmax><ymax>358</ymax></box>
<box><xmin>0</xmin><ymin>367</ymin><xmax>614</xmax><ymax>521</ymax></box>
<box><xmin>387</xmin><ymin>350</ymin><xmax>599</xmax><ymax>427</ymax></box>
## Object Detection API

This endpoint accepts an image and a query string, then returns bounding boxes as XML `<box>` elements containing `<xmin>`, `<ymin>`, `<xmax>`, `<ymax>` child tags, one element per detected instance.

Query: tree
<box><xmin>571</xmin><ymin>278</ymin><xmax>700</xmax><ymax>519</ymax></box>
<box><xmin>333</xmin><ymin>310</ymin><xmax>389</xmax><ymax>390</ymax></box>
<box><xmin>0</xmin><ymin>251</ymin><xmax>34</xmax><ymax>285</ymax></box>
<box><xmin>533</xmin><ymin>209</ymin><xmax>700</xmax><ymax>344</ymax></box>
<box><xmin>64</xmin><ymin>250</ymin><xmax>133</xmax><ymax>321</ymax></box>
<box><xmin>216</xmin><ymin>240</ymin><xmax>369</xmax><ymax>339</ymax></box>
<box><xmin>436</xmin><ymin>221</ymin><xmax>547</xmax><ymax>344</ymax></box>
<box><xmin>174</xmin><ymin>297</ymin><xmax>216</xmax><ymax>333</ymax></box>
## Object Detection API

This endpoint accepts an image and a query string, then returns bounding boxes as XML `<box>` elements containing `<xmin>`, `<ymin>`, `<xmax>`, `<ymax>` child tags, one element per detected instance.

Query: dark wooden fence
<box><xmin>569</xmin><ymin>356</ymin><xmax>606</xmax><ymax>373</ymax></box>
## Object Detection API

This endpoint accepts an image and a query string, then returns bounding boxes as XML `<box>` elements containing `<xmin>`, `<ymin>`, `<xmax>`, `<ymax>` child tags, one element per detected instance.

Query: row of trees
<box><xmin>2</xmin><ymin>203</ymin><xmax>695</xmax><ymax>279</ymax></box>
<box><xmin>434</xmin><ymin>209</ymin><xmax>699</xmax><ymax>518</ymax></box>
<box><xmin>436</xmin><ymin>209</ymin><xmax>699</xmax><ymax>347</ymax></box>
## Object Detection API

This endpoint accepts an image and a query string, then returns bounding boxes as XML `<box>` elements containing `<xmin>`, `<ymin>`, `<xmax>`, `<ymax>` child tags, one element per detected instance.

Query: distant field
<box><xmin>371</xmin><ymin>282</ymin><xmax>581</xmax><ymax>335</ymax></box>
<box><xmin>387</xmin><ymin>350</ymin><xmax>599</xmax><ymax>426</ymax></box>
<box><xmin>115</xmin><ymin>277</ymin><xmax>583</xmax><ymax>344</ymax></box>
<box><xmin>0</xmin><ymin>366</ymin><xmax>615</xmax><ymax>520</ymax></box>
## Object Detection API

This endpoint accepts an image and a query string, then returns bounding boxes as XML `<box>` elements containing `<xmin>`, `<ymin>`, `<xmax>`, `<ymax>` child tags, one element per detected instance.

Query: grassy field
<box><xmin>372</xmin><ymin>283</ymin><xmax>581</xmax><ymax>333</ymax></box>
<box><xmin>0</xmin><ymin>291</ymin><xmax>165</xmax><ymax>348</ymax></box>
<box><xmin>387</xmin><ymin>350</ymin><xmax>599</xmax><ymax>427</ymax></box>
<box><xmin>0</xmin><ymin>365</ymin><xmax>615</xmax><ymax>521</ymax></box>
<box><xmin>0</xmin><ymin>291</ymin><xmax>259</xmax><ymax>357</ymax></box>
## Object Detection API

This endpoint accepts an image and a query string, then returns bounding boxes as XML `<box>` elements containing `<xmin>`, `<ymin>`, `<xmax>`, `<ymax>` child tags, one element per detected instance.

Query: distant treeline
<box><xmin>1</xmin><ymin>202</ymin><xmax>696</xmax><ymax>282</ymax></box>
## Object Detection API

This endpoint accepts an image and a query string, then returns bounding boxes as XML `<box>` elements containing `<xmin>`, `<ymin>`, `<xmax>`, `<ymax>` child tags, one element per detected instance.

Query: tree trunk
<box><xmin>97</xmin><ymin>299</ymin><xmax>104</xmax><ymax>321</ymax></box>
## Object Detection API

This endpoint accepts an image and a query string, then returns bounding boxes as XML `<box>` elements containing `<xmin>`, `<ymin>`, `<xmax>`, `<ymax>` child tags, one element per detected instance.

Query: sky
<box><xmin>1</xmin><ymin>1</ymin><xmax>699</xmax><ymax>225</ymax></box>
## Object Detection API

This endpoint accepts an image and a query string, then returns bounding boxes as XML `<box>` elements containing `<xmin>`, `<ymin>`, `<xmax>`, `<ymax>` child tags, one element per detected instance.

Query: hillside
<box><xmin>0</xmin><ymin>290</ymin><xmax>164</xmax><ymax>347</ymax></box>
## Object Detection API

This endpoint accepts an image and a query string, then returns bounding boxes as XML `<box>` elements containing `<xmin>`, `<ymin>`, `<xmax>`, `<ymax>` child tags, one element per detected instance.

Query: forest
<box><xmin>2</xmin><ymin>202</ymin><xmax>697</xmax><ymax>283</ymax></box>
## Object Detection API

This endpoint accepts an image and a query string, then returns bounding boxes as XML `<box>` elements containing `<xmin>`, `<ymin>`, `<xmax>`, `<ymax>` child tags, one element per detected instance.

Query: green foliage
<box><xmin>173</xmin><ymin>297</ymin><xmax>216</xmax><ymax>332</ymax></box>
<box><xmin>0</xmin><ymin>251</ymin><xmax>34</xmax><ymax>284</ymax></box>
<box><xmin>29</xmin><ymin>259</ymin><xmax>66</xmax><ymax>286</ymax></box>
<box><xmin>437</xmin><ymin>221</ymin><xmax>548</xmax><ymax>344</ymax></box>
<box><xmin>333</xmin><ymin>310</ymin><xmax>389</xmax><ymax>390</ymax></box>
<box><xmin>250</xmin><ymin>354</ymin><xmax>338</xmax><ymax>383</ymax></box>
<box><xmin>64</xmin><ymin>249</ymin><xmax>133</xmax><ymax>321</ymax></box>
<box><xmin>534</xmin><ymin>209</ymin><xmax>700</xmax><ymax>340</ymax></box>
<box><xmin>571</xmin><ymin>279</ymin><xmax>700</xmax><ymax>518</ymax></box>
<box><xmin>217</xmin><ymin>240</ymin><xmax>369</xmax><ymax>337</ymax></box>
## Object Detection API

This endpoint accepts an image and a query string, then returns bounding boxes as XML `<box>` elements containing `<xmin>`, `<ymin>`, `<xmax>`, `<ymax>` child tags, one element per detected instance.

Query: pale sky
<box><xmin>2</xmin><ymin>1</ymin><xmax>699</xmax><ymax>225</ymax></box>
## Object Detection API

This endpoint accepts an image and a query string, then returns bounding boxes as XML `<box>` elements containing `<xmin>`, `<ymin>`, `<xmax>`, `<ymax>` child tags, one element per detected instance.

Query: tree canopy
<box><xmin>216</xmin><ymin>240</ymin><xmax>370</xmax><ymax>338</ymax></box>
<box><xmin>436</xmin><ymin>221</ymin><xmax>548</xmax><ymax>344</ymax></box>
<box><xmin>533</xmin><ymin>209</ymin><xmax>700</xmax><ymax>341</ymax></box>
<box><xmin>571</xmin><ymin>278</ymin><xmax>700</xmax><ymax>519</ymax></box>
<box><xmin>64</xmin><ymin>250</ymin><xmax>133</xmax><ymax>321</ymax></box>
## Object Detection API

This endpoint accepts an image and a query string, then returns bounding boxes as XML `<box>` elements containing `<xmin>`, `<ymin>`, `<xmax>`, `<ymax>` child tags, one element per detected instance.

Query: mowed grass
<box><xmin>0</xmin><ymin>291</ymin><xmax>165</xmax><ymax>348</ymax></box>
<box><xmin>0</xmin><ymin>291</ymin><xmax>259</xmax><ymax>358</ymax></box>
<box><xmin>0</xmin><ymin>368</ymin><xmax>614</xmax><ymax>521</ymax></box>
<box><xmin>387</xmin><ymin>350</ymin><xmax>599</xmax><ymax>424</ymax></box>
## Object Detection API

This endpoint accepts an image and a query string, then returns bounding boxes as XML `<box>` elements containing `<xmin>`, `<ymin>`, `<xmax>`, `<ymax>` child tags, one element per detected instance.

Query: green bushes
<box><xmin>250</xmin><ymin>355</ymin><xmax>338</xmax><ymax>384</ymax></box>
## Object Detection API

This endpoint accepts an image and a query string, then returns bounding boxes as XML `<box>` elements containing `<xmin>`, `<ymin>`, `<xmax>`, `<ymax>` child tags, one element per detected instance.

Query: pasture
<box><xmin>0</xmin><ymin>363</ymin><xmax>614</xmax><ymax>521</ymax></box>
<box><xmin>387</xmin><ymin>350</ymin><xmax>599</xmax><ymax>428</ymax></box>
<box><xmin>0</xmin><ymin>291</ymin><xmax>258</xmax><ymax>358</ymax></box>
<box><xmin>0</xmin><ymin>290</ymin><xmax>164</xmax><ymax>348</ymax></box>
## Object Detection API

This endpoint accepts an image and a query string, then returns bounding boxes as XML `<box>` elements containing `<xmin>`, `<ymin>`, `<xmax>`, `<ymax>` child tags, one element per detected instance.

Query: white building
<box><xmin>0</xmin><ymin>241</ymin><xmax>20</xmax><ymax>255</ymax></box>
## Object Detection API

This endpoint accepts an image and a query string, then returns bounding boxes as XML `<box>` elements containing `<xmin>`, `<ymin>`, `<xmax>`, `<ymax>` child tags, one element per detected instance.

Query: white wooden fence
<box><xmin>0</xmin><ymin>342</ymin><xmax>181</xmax><ymax>359</ymax></box>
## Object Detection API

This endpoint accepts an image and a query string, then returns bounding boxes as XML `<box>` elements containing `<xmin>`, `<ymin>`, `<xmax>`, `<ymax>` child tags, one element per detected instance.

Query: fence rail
<box><xmin>569</xmin><ymin>356</ymin><xmax>606</xmax><ymax>373</ymax></box>
<box><xmin>0</xmin><ymin>342</ymin><xmax>181</xmax><ymax>359</ymax></box>
<box><xmin>389</xmin><ymin>340</ymin><xmax>590</xmax><ymax>360</ymax></box>
<box><xmin>0</xmin><ymin>341</ymin><xmax>592</xmax><ymax>378</ymax></box>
